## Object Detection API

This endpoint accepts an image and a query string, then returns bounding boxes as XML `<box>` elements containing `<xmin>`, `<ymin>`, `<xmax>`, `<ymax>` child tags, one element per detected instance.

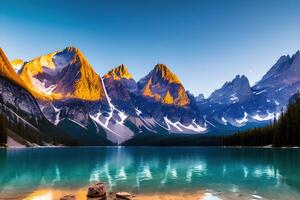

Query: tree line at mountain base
<box><xmin>222</xmin><ymin>95</ymin><xmax>300</xmax><ymax>147</ymax></box>
<box><xmin>1</xmin><ymin>94</ymin><xmax>300</xmax><ymax>147</ymax></box>
<box><xmin>0</xmin><ymin>113</ymin><xmax>8</xmax><ymax>146</ymax></box>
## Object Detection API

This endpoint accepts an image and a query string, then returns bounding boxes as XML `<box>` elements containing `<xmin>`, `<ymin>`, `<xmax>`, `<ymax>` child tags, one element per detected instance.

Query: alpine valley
<box><xmin>1</xmin><ymin>47</ymin><xmax>299</xmax><ymax>146</ymax></box>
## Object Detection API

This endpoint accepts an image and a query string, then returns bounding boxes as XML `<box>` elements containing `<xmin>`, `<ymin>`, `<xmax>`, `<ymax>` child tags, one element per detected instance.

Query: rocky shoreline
<box><xmin>60</xmin><ymin>182</ymin><xmax>134</xmax><ymax>200</ymax></box>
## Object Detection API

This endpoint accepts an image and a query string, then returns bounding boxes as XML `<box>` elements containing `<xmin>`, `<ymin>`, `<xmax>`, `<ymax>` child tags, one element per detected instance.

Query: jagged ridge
<box><xmin>17</xmin><ymin>47</ymin><xmax>106</xmax><ymax>101</ymax></box>
<box><xmin>138</xmin><ymin>64</ymin><xmax>190</xmax><ymax>106</ymax></box>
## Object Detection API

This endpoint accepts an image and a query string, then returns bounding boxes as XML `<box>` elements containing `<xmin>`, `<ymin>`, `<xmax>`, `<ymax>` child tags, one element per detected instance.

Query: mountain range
<box><xmin>1</xmin><ymin>46</ymin><xmax>299</xmax><ymax>146</ymax></box>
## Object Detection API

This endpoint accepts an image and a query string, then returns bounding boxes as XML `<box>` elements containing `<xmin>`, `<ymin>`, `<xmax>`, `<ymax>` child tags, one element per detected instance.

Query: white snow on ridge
<box><xmin>100</xmin><ymin>77</ymin><xmax>128</xmax><ymax>126</ymax></box>
<box><xmin>252</xmin><ymin>112</ymin><xmax>279</xmax><ymax>121</ymax></box>
<box><xmin>135</xmin><ymin>108</ymin><xmax>142</xmax><ymax>116</ymax></box>
<box><xmin>53</xmin><ymin>105</ymin><xmax>61</xmax><ymax>125</ymax></box>
<box><xmin>164</xmin><ymin>117</ymin><xmax>206</xmax><ymax>133</ymax></box>
<box><xmin>221</xmin><ymin>117</ymin><xmax>228</xmax><ymax>124</ymax></box>
<box><xmin>90</xmin><ymin>113</ymin><xmax>133</xmax><ymax>145</ymax></box>
<box><xmin>181</xmin><ymin>119</ymin><xmax>207</xmax><ymax>132</ymax></box>
<box><xmin>90</xmin><ymin>113</ymin><xmax>119</xmax><ymax>136</ymax></box>
<box><xmin>254</xmin><ymin>89</ymin><xmax>267</xmax><ymax>95</ymax></box>
<box><xmin>164</xmin><ymin>117</ymin><xmax>183</xmax><ymax>132</ymax></box>
<box><xmin>205</xmin><ymin>119</ymin><xmax>216</xmax><ymax>128</ymax></box>
<box><xmin>277</xmin><ymin>87</ymin><xmax>285</xmax><ymax>92</ymax></box>
<box><xmin>236</xmin><ymin>112</ymin><xmax>248</xmax><ymax>124</ymax></box>
<box><xmin>230</xmin><ymin>93</ymin><xmax>239</xmax><ymax>103</ymax></box>
<box><xmin>31</xmin><ymin>77</ymin><xmax>56</xmax><ymax>95</ymax></box>
<box><xmin>117</xmin><ymin>111</ymin><xmax>127</xmax><ymax>125</ymax></box>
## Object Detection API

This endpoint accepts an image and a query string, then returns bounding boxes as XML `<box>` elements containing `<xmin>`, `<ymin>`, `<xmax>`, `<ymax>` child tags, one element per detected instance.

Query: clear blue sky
<box><xmin>1</xmin><ymin>0</ymin><xmax>299</xmax><ymax>97</ymax></box>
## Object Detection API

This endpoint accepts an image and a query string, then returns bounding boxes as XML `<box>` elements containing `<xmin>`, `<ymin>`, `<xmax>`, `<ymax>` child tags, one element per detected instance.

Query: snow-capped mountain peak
<box><xmin>208</xmin><ymin>74</ymin><xmax>252</xmax><ymax>104</ymax></box>
<box><xmin>16</xmin><ymin>46</ymin><xmax>107</xmax><ymax>101</ymax></box>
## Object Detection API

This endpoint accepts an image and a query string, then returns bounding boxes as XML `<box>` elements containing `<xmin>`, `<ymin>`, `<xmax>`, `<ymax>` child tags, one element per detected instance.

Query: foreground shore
<box><xmin>5</xmin><ymin>185</ymin><xmax>264</xmax><ymax>200</ymax></box>
<box><xmin>19</xmin><ymin>189</ymin><xmax>230</xmax><ymax>200</ymax></box>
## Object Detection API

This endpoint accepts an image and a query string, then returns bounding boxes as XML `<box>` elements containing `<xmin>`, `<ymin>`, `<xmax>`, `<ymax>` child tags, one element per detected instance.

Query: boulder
<box><xmin>87</xmin><ymin>182</ymin><xmax>107</xmax><ymax>199</ymax></box>
<box><xmin>60</xmin><ymin>194</ymin><xmax>76</xmax><ymax>200</ymax></box>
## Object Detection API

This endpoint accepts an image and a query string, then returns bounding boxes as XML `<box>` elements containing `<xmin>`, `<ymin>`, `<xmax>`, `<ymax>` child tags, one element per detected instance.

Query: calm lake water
<box><xmin>0</xmin><ymin>147</ymin><xmax>299</xmax><ymax>200</ymax></box>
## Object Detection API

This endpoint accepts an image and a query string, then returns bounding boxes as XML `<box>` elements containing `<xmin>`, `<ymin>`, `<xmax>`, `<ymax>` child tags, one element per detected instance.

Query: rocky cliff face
<box><xmin>102</xmin><ymin>64</ymin><xmax>138</xmax><ymax>115</ymax></box>
<box><xmin>10</xmin><ymin>47</ymin><xmax>116</xmax><ymax>141</ymax></box>
<box><xmin>0</xmin><ymin>48</ymin><xmax>78</xmax><ymax>146</ymax></box>
<box><xmin>0</xmin><ymin>48</ymin><xmax>27</xmax><ymax>89</ymax></box>
<box><xmin>209</xmin><ymin>75</ymin><xmax>253</xmax><ymax>105</ymax></box>
<box><xmin>253</xmin><ymin>51</ymin><xmax>300</xmax><ymax>107</ymax></box>
<box><xmin>134</xmin><ymin>64</ymin><xmax>206</xmax><ymax>134</ymax></box>
<box><xmin>17</xmin><ymin>47</ymin><xmax>107</xmax><ymax>101</ymax></box>
<box><xmin>138</xmin><ymin>64</ymin><xmax>190</xmax><ymax>106</ymax></box>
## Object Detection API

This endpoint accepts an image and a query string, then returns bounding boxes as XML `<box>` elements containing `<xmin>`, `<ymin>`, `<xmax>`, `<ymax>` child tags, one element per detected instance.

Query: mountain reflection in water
<box><xmin>0</xmin><ymin>147</ymin><xmax>299</xmax><ymax>200</ymax></box>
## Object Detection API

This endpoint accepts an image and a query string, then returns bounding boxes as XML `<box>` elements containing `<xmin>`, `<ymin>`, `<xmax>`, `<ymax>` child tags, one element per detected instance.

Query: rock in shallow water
<box><xmin>60</xmin><ymin>194</ymin><xmax>76</xmax><ymax>200</ymax></box>
<box><xmin>115</xmin><ymin>192</ymin><xmax>133</xmax><ymax>200</ymax></box>
<box><xmin>87</xmin><ymin>182</ymin><xmax>107</xmax><ymax>199</ymax></box>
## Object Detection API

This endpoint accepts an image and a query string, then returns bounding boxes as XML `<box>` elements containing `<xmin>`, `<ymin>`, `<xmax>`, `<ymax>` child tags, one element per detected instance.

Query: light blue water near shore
<box><xmin>0</xmin><ymin>147</ymin><xmax>299</xmax><ymax>199</ymax></box>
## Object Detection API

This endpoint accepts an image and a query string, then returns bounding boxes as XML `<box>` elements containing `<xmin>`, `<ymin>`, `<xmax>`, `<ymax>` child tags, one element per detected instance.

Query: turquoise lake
<box><xmin>0</xmin><ymin>147</ymin><xmax>299</xmax><ymax>199</ymax></box>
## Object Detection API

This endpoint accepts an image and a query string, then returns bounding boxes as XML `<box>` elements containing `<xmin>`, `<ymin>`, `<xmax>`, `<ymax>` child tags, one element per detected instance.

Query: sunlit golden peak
<box><xmin>10</xmin><ymin>59</ymin><xmax>25</xmax><ymax>73</ymax></box>
<box><xmin>64</xmin><ymin>46</ymin><xmax>80</xmax><ymax>53</ymax></box>
<box><xmin>105</xmin><ymin>64</ymin><xmax>133</xmax><ymax>80</ymax></box>
<box><xmin>153</xmin><ymin>63</ymin><xmax>181</xmax><ymax>84</ymax></box>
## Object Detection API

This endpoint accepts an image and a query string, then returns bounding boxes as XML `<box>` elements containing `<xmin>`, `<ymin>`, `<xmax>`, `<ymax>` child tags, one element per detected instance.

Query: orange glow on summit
<box><xmin>104</xmin><ymin>64</ymin><xmax>133</xmax><ymax>80</ymax></box>
<box><xmin>140</xmin><ymin>64</ymin><xmax>190</xmax><ymax>106</ymax></box>
<box><xmin>14</xmin><ymin>47</ymin><xmax>106</xmax><ymax>101</ymax></box>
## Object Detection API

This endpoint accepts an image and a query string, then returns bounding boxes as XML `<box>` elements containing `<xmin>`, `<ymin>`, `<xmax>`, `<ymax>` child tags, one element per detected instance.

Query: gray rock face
<box><xmin>253</xmin><ymin>50</ymin><xmax>300</xmax><ymax>107</ymax></box>
<box><xmin>102</xmin><ymin>67</ymin><xmax>137</xmax><ymax>115</ymax></box>
<box><xmin>195</xmin><ymin>93</ymin><xmax>205</xmax><ymax>102</ymax></box>
<box><xmin>209</xmin><ymin>75</ymin><xmax>253</xmax><ymax>105</ymax></box>
<box><xmin>87</xmin><ymin>182</ymin><xmax>107</xmax><ymax>198</ymax></box>
<box><xmin>0</xmin><ymin>77</ymin><xmax>44</xmax><ymax>120</ymax></box>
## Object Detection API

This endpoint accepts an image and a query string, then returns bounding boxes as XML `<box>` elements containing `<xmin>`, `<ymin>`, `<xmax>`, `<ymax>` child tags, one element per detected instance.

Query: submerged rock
<box><xmin>115</xmin><ymin>192</ymin><xmax>133</xmax><ymax>200</ymax></box>
<box><xmin>87</xmin><ymin>182</ymin><xmax>107</xmax><ymax>199</ymax></box>
<box><xmin>60</xmin><ymin>194</ymin><xmax>76</xmax><ymax>200</ymax></box>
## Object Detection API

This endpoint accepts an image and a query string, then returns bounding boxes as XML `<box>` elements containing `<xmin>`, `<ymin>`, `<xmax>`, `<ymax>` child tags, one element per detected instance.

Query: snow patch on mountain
<box><xmin>31</xmin><ymin>77</ymin><xmax>56</xmax><ymax>95</ymax></box>
<box><xmin>181</xmin><ymin>120</ymin><xmax>207</xmax><ymax>132</ymax></box>
<box><xmin>252</xmin><ymin>112</ymin><xmax>279</xmax><ymax>121</ymax></box>
<box><xmin>221</xmin><ymin>117</ymin><xmax>228</xmax><ymax>125</ymax></box>
<box><xmin>235</xmin><ymin>112</ymin><xmax>248</xmax><ymax>124</ymax></box>
<box><xmin>53</xmin><ymin>106</ymin><xmax>62</xmax><ymax>125</ymax></box>
<box><xmin>164</xmin><ymin>117</ymin><xmax>183</xmax><ymax>132</ymax></box>
<box><xmin>254</xmin><ymin>89</ymin><xmax>267</xmax><ymax>95</ymax></box>
<box><xmin>164</xmin><ymin>117</ymin><xmax>206</xmax><ymax>133</ymax></box>
<box><xmin>135</xmin><ymin>108</ymin><xmax>142</xmax><ymax>116</ymax></box>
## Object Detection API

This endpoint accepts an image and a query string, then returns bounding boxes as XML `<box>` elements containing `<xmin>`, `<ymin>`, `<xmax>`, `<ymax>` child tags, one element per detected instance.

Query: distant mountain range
<box><xmin>0</xmin><ymin>46</ymin><xmax>299</xmax><ymax>146</ymax></box>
